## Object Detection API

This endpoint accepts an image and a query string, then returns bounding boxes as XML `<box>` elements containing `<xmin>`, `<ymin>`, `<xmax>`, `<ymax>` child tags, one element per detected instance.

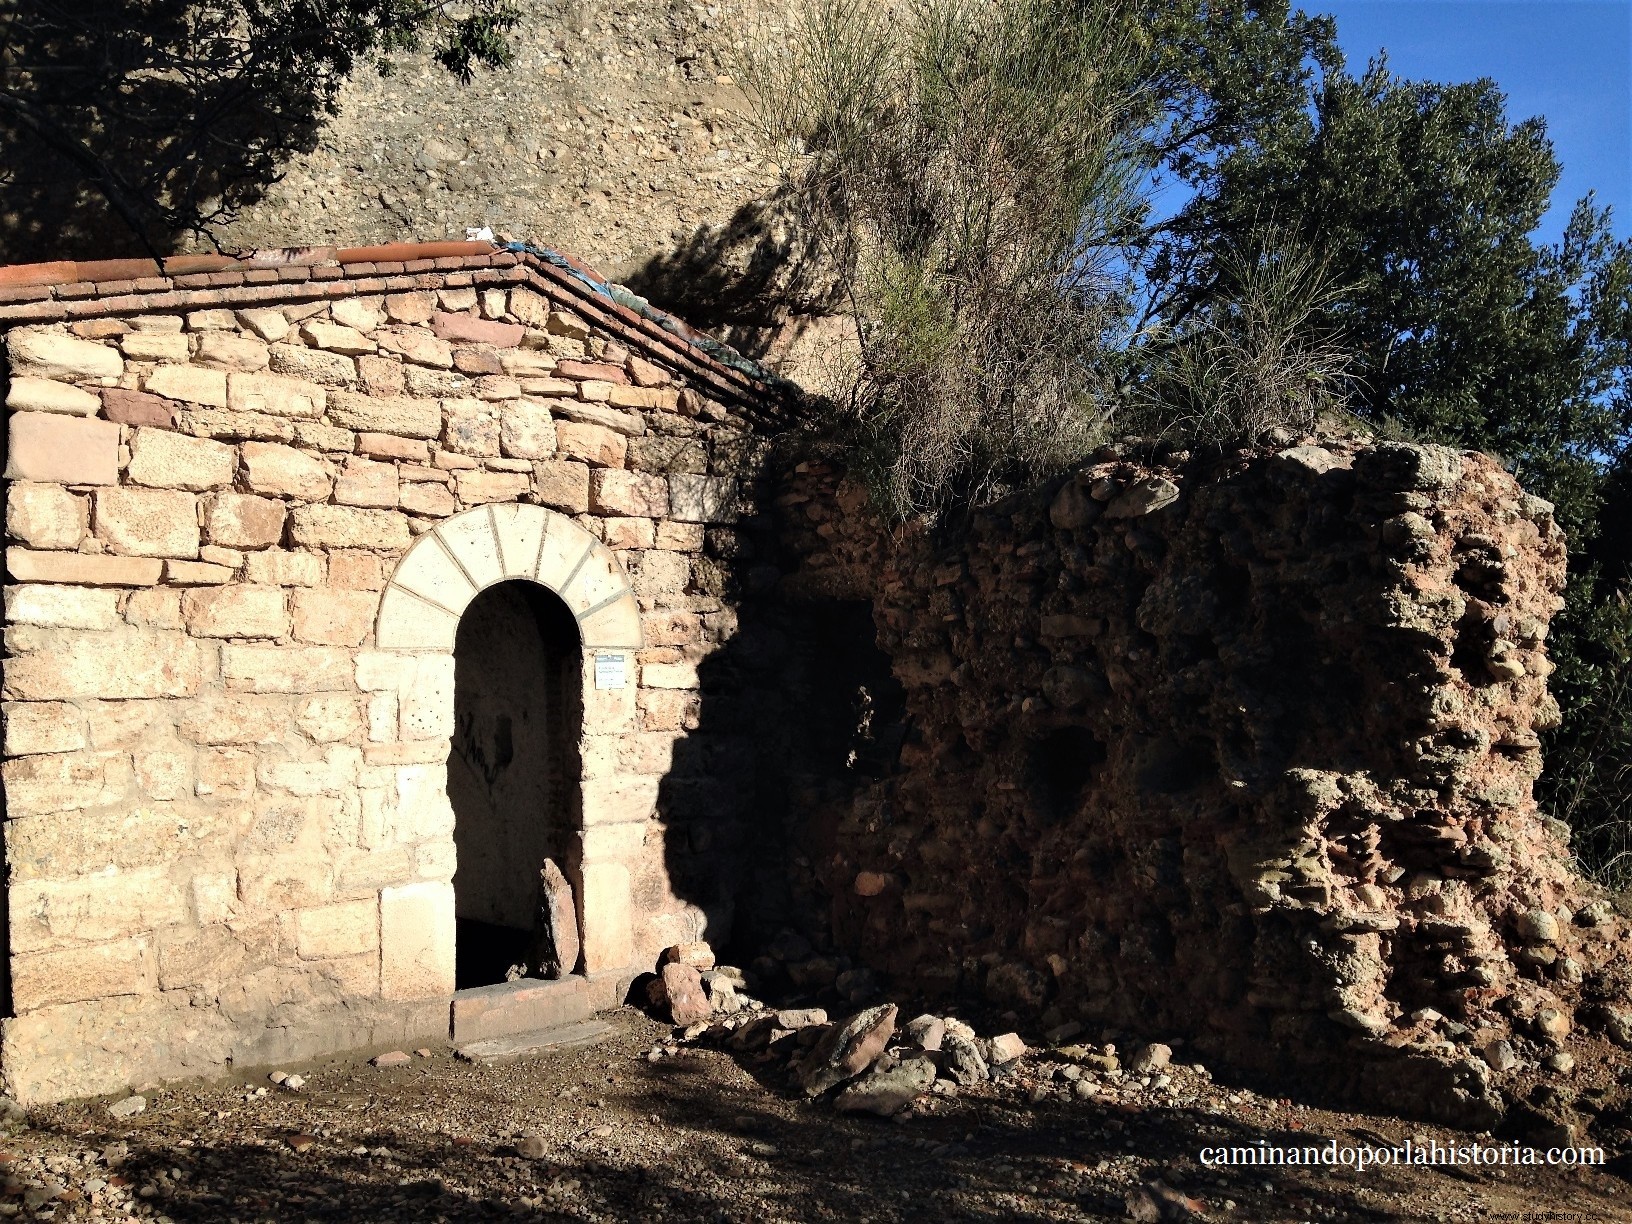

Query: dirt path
<box><xmin>1</xmin><ymin>1009</ymin><xmax>1624</xmax><ymax>1223</ymax></box>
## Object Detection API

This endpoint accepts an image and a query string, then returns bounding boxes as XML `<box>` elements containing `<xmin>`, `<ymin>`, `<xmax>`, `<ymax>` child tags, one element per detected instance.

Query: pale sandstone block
<box><xmin>182</xmin><ymin>584</ymin><xmax>288</xmax><ymax>638</ymax></box>
<box><xmin>240</xmin><ymin>442</ymin><xmax>334</xmax><ymax>500</ymax></box>
<box><xmin>398</xmin><ymin>655</ymin><xmax>454</xmax><ymax>741</ymax></box>
<box><xmin>454</xmin><ymin>469</ymin><xmax>529</xmax><ymax>505</ymax></box>
<box><xmin>258</xmin><ymin>749</ymin><xmax>360</xmax><ymax>797</ymax></box>
<box><xmin>654</xmin><ymin>521</ymin><xmax>705</xmax><ymax>551</ymax></box>
<box><xmin>500</xmin><ymin>348</ymin><xmax>557</xmax><ymax>376</ymax></box>
<box><xmin>556</xmin><ymin>421</ymin><xmax>627</xmax><ymax>468</ymax></box>
<box><xmin>125</xmin><ymin>427</ymin><xmax>236</xmax><ymax>491</ymax></box>
<box><xmin>289</xmin><ymin>505</ymin><xmax>411</xmax><ymax>550</ymax></box>
<box><xmin>3</xmin><ymin>413</ymin><xmax>119</xmax><ymax>485</ymax></box>
<box><xmin>194</xmin><ymin>749</ymin><xmax>256</xmax><ymax>799</ymax></box>
<box><xmin>500</xmin><ymin>400</ymin><xmax>557</xmax><ymax>459</ymax></box>
<box><xmin>291</xmin><ymin>588</ymin><xmax>375</xmax><ymax>646</ymax></box>
<box><xmin>178</xmin><ymin>694</ymin><xmax>287</xmax><ymax>744</ymax></box>
<box><xmin>7</xmin><ymin>329</ymin><xmax>123</xmax><ymax>381</ymax></box>
<box><xmin>124</xmin><ymin>587</ymin><xmax>182</xmax><ymax>628</ymax></box>
<box><xmin>362</xmin><ymin>739</ymin><xmax>447</xmax><ymax>765</ymax></box>
<box><xmin>297</xmin><ymin>898</ymin><xmax>379</xmax><ymax>960</ymax></box>
<box><xmin>581</xmin><ymin>775</ymin><xmax>661</xmax><ymax>827</ymax></box>
<box><xmin>552</xmin><ymin>399</ymin><xmax>645</xmax><ymax>436</ymax></box>
<box><xmin>668</xmin><ymin>474</ymin><xmax>740</xmax><ymax>524</ymax></box>
<box><xmin>505</xmin><ymin>288</ymin><xmax>550</xmax><ymax>329</ymax></box>
<box><xmin>384</xmin><ymin>292</ymin><xmax>435</xmax><ymax>324</ymax></box>
<box><xmin>11</xmin><ymin>937</ymin><xmax>153</xmax><ymax>1010</ymax></box>
<box><xmin>270</xmin><ymin>342</ymin><xmax>357</xmax><ymax>385</ymax></box>
<box><xmin>627</xmin><ymin>355</ymin><xmax>671</xmax><ymax>387</ymax></box>
<box><xmin>400</xmin><ymin>482</ymin><xmax>457</xmax><ymax>517</ymax></box>
<box><xmin>334</xmin><ymin>458</ymin><xmax>399</xmax><ymax>509</ymax></box>
<box><xmin>134</xmin><ymin>750</ymin><xmax>191</xmax><ymax>801</ymax></box>
<box><xmin>442</xmin><ymin>398</ymin><xmax>500</xmax><ymax>455</ymax></box>
<box><xmin>119</xmin><ymin>332</ymin><xmax>189</xmax><ymax>361</ymax></box>
<box><xmin>2</xmin><ymin>702</ymin><xmax>87</xmax><ymax>756</ymax></box>
<box><xmin>326</xmin><ymin>391</ymin><xmax>440</xmax><ymax>438</ymax></box>
<box><xmin>380</xmin><ymin>882</ymin><xmax>455</xmax><ymax>1000</ymax></box>
<box><xmin>631</xmin><ymin>550</ymin><xmax>692</xmax><ymax>602</ymax></box>
<box><xmin>5</xmin><ymin>550</ymin><xmax>162</xmax><ymax>586</ymax></box>
<box><xmin>433</xmin><ymin>449</ymin><xmax>479</xmax><ymax>471</ymax></box>
<box><xmin>577</xmin><ymin>380</ymin><xmax>613</xmax><ymax>402</ymax></box>
<box><xmin>226</xmin><ymin>370</ymin><xmax>325</xmax><ymax>419</ymax></box>
<box><xmin>84</xmin><ymin>700</ymin><xmax>171</xmax><ymax>748</ymax></box>
<box><xmin>195</xmin><ymin>332</ymin><xmax>270</xmax><ymax>371</ymax></box>
<box><xmin>199</xmin><ymin>544</ymin><xmax>244</xmax><ymax>567</ymax></box>
<box><xmin>294</xmin><ymin>420</ymin><xmax>356</xmax><ymax>452</ymax></box>
<box><xmin>578</xmin><ymin>595</ymin><xmax>642</xmax><ymax>650</ymax></box>
<box><xmin>203</xmin><ymin>493</ymin><xmax>286</xmax><ymax>548</ymax></box>
<box><xmin>93</xmin><ymin>487</ymin><xmax>200</xmax><ymax>558</ymax></box>
<box><xmin>473</xmin><ymin>375</ymin><xmax>521</xmax><ymax>402</ymax></box>
<box><xmin>244</xmin><ymin>548</ymin><xmax>324</xmax><ymax>586</ymax></box>
<box><xmin>5</xmin><ymin>482</ymin><xmax>86</xmax><ymax>550</ymax></box>
<box><xmin>176</xmin><ymin>407</ymin><xmax>294</xmax><ymax>443</ymax></box>
<box><xmin>607</xmin><ymin>385</ymin><xmax>679</xmax><ymax>410</ymax></box>
<box><xmin>237</xmin><ymin>308</ymin><xmax>290</xmax><ymax>342</ymax></box>
<box><xmin>8</xmin><ymin>869</ymin><xmax>185</xmax><ymax>951</ymax></box>
<box><xmin>590</xmin><ymin>470</ymin><xmax>668</xmax><ymax>518</ymax></box>
<box><xmin>354</xmin><ymin>651</ymin><xmax>413</xmax><ymax>691</ymax></box>
<box><xmin>578</xmin><ymin>862</ymin><xmax>634</xmax><ymax>973</ymax></box>
<box><xmin>296</xmin><ymin>693</ymin><xmax>364</xmax><ymax>743</ymax></box>
<box><xmin>376</xmin><ymin>330</ymin><xmax>454</xmax><ymax>369</ymax></box>
<box><xmin>185</xmin><ymin>309</ymin><xmax>235</xmax><ymax>330</ymax></box>
<box><xmin>642</xmin><ymin>660</ymin><xmax>700</xmax><ymax>689</ymax></box>
<box><xmin>359</xmin><ymin>354</ymin><xmax>406</xmax><ymax>396</ymax></box>
<box><xmin>394</xmin><ymin>762</ymin><xmax>455</xmax><ymax>842</ymax></box>
<box><xmin>156</xmin><ymin>924</ymin><xmax>250</xmax><ymax>991</ymax></box>
<box><xmin>331</xmin><ymin>298</ymin><xmax>383</xmax><ymax>332</ymax></box>
<box><xmin>222</xmin><ymin>643</ymin><xmax>352</xmax><ymax>692</ymax></box>
<box><xmin>5</xmin><ymin>376</ymin><xmax>100</xmax><ymax>416</ymax></box>
<box><xmin>358</xmin><ymin>432</ymin><xmax>428</xmax><ymax>461</ymax></box>
<box><xmin>145</xmin><ymin>364</ymin><xmax>227</xmax><ymax>407</ymax></box>
<box><xmin>302</xmin><ymin>321</ymin><xmax>375</xmax><ymax>354</ymax></box>
<box><xmin>327</xmin><ymin>551</ymin><xmax>383</xmax><ymax>590</ymax></box>
<box><xmin>2</xmin><ymin>628</ymin><xmax>205</xmax><ymax>699</ymax></box>
<box><xmin>601</xmin><ymin>517</ymin><xmax>656</xmax><ymax>550</ymax></box>
<box><xmin>164</xmin><ymin>560</ymin><xmax>235</xmax><ymax>585</ymax></box>
<box><xmin>4</xmin><ymin>584</ymin><xmax>119</xmax><ymax>630</ymax></box>
<box><xmin>633</xmin><ymin>685</ymin><xmax>698</xmax><ymax>734</ymax></box>
<box><xmin>367</xmin><ymin>692</ymin><xmax>397</xmax><ymax>741</ymax></box>
<box><xmin>0</xmin><ymin>749</ymin><xmax>127</xmax><ymax>815</ymax></box>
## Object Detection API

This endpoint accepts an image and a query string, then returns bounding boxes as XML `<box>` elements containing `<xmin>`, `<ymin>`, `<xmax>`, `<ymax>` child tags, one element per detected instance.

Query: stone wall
<box><xmin>0</xmin><ymin>248</ymin><xmax>772</xmax><ymax>1103</ymax></box>
<box><xmin>775</xmin><ymin>437</ymin><xmax>1632</xmax><ymax>1127</ymax></box>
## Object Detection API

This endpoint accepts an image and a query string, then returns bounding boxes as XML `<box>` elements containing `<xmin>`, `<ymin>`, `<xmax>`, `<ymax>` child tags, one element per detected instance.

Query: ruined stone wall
<box><xmin>777</xmin><ymin>437</ymin><xmax>1632</xmax><ymax>1127</ymax></box>
<box><xmin>0</xmin><ymin>252</ymin><xmax>770</xmax><ymax>1104</ymax></box>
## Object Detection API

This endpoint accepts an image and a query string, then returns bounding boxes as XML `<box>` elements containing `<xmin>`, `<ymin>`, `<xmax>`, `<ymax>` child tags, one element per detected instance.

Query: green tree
<box><xmin>0</xmin><ymin>1</ymin><xmax>519</xmax><ymax>260</ymax></box>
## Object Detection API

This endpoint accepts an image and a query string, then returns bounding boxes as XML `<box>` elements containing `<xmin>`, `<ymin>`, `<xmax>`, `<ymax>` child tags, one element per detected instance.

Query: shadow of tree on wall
<box><xmin>0</xmin><ymin>1</ymin><xmax>515</xmax><ymax>263</ymax></box>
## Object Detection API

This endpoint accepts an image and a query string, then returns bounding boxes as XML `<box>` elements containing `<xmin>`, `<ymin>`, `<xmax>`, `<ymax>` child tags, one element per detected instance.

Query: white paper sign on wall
<box><xmin>594</xmin><ymin>652</ymin><xmax>627</xmax><ymax>690</ymax></box>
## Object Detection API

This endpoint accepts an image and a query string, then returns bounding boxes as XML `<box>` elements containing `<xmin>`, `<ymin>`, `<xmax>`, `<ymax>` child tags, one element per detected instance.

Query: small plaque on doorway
<box><xmin>594</xmin><ymin>652</ymin><xmax>627</xmax><ymax>690</ymax></box>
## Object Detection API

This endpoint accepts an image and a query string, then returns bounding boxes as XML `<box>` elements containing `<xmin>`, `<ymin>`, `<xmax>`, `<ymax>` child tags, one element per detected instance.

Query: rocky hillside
<box><xmin>195</xmin><ymin>1</ymin><xmax>783</xmax><ymax>302</ymax></box>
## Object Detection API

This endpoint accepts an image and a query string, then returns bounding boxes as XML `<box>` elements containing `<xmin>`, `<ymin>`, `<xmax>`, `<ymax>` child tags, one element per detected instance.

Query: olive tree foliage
<box><xmin>0</xmin><ymin>1</ymin><xmax>518</xmax><ymax>260</ymax></box>
<box><xmin>744</xmin><ymin>0</ymin><xmax>1154</xmax><ymax>518</ymax></box>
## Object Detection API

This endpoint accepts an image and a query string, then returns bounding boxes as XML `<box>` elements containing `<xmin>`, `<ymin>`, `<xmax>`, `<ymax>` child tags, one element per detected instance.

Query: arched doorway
<box><xmin>448</xmin><ymin>580</ymin><xmax>583</xmax><ymax>988</ymax></box>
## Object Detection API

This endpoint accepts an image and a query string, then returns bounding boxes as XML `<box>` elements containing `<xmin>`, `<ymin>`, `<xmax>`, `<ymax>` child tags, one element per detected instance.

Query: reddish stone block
<box><xmin>557</xmin><ymin>360</ymin><xmax>629</xmax><ymax>385</ymax></box>
<box><xmin>334</xmin><ymin>240</ymin><xmax>492</xmax><ymax>264</ymax></box>
<box><xmin>0</xmin><ymin>261</ymin><xmax>76</xmax><ymax>288</ymax></box>
<box><xmin>133</xmin><ymin>277</ymin><xmax>169</xmax><ymax>292</ymax></box>
<box><xmin>430</xmin><ymin>312</ymin><xmax>524</xmax><ymax>348</ymax></box>
<box><xmin>0</xmin><ymin>285</ymin><xmax>51</xmax><ymax>304</ymax></box>
<box><xmin>101</xmin><ymin>388</ymin><xmax>177</xmax><ymax>428</ymax></box>
<box><xmin>243</xmin><ymin>270</ymin><xmax>279</xmax><ymax>284</ymax></box>
<box><xmin>453</xmin><ymin>349</ymin><xmax>504</xmax><ymax>376</ymax></box>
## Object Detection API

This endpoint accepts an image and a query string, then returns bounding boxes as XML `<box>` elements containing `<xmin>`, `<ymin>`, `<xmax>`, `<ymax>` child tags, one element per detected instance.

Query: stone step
<box><xmin>454</xmin><ymin>1019</ymin><xmax>613</xmax><ymax>1064</ymax></box>
<box><xmin>450</xmin><ymin>975</ymin><xmax>592</xmax><ymax>1044</ymax></box>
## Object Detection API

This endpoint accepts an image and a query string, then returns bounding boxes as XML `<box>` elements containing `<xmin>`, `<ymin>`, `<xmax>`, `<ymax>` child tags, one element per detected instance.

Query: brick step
<box><xmin>449</xmin><ymin>975</ymin><xmax>592</xmax><ymax>1044</ymax></box>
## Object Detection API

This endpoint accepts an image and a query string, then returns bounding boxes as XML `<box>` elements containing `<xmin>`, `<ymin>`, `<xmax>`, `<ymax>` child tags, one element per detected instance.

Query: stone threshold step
<box><xmin>450</xmin><ymin>975</ymin><xmax>593</xmax><ymax>1044</ymax></box>
<box><xmin>454</xmin><ymin>1019</ymin><xmax>613</xmax><ymax>1064</ymax></box>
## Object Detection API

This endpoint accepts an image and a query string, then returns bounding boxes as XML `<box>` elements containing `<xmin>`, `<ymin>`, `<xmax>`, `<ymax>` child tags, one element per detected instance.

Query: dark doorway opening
<box><xmin>449</xmin><ymin>581</ymin><xmax>583</xmax><ymax>990</ymax></box>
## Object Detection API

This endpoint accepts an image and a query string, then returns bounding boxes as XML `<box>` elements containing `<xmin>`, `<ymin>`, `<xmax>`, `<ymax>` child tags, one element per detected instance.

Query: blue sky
<box><xmin>1319</xmin><ymin>1</ymin><xmax>1632</xmax><ymax>245</ymax></box>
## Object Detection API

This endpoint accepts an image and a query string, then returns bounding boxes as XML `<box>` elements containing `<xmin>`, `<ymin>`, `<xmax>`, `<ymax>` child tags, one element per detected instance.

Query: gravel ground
<box><xmin>1</xmin><ymin>1007</ymin><xmax>1625</xmax><ymax>1223</ymax></box>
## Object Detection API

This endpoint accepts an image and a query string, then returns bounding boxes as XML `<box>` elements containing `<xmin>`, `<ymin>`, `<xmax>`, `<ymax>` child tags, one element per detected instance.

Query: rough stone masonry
<box><xmin>775</xmin><ymin>437</ymin><xmax>1632</xmax><ymax>1129</ymax></box>
<box><xmin>0</xmin><ymin>242</ymin><xmax>775</xmax><ymax>1104</ymax></box>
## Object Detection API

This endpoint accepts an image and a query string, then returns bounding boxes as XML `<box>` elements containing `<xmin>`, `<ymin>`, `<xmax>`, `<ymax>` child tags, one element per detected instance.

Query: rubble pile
<box><xmin>774</xmin><ymin>433</ymin><xmax>1632</xmax><ymax>1131</ymax></box>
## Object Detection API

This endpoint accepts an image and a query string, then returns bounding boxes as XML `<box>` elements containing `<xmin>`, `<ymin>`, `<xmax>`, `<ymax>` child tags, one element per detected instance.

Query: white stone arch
<box><xmin>375</xmin><ymin>503</ymin><xmax>642</xmax><ymax>652</ymax></box>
